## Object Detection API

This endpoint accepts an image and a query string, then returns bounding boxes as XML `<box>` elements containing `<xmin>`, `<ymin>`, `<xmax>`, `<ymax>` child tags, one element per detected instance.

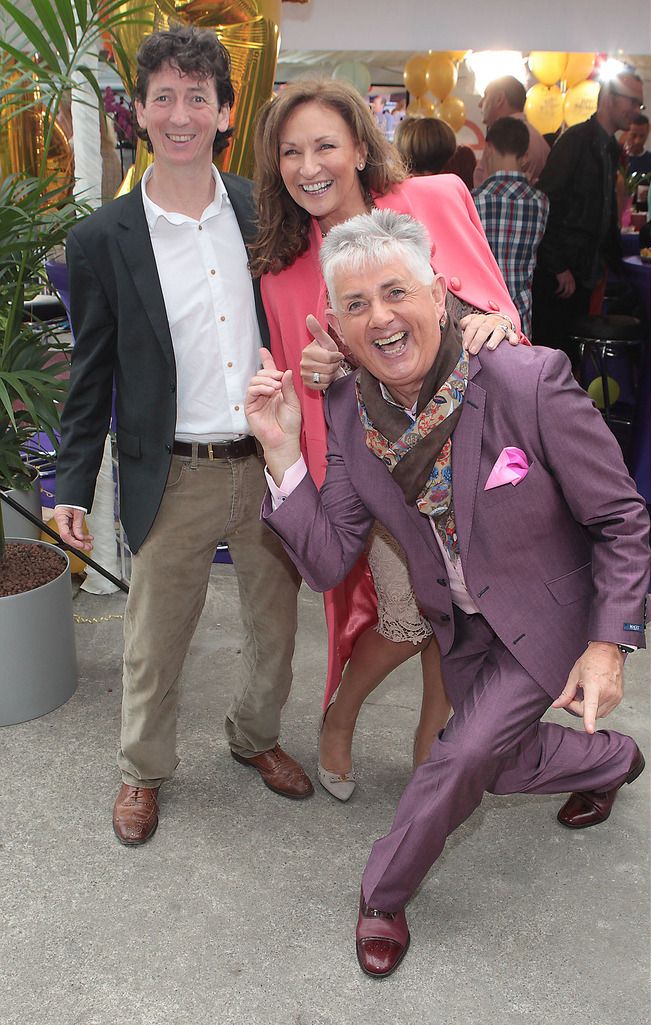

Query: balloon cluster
<box><xmin>403</xmin><ymin>51</ymin><xmax>467</xmax><ymax>131</ymax></box>
<box><xmin>525</xmin><ymin>52</ymin><xmax>598</xmax><ymax>135</ymax></box>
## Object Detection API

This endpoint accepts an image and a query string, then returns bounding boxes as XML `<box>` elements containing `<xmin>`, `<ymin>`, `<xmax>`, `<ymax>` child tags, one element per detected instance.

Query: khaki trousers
<box><xmin>117</xmin><ymin>449</ymin><xmax>301</xmax><ymax>788</ymax></box>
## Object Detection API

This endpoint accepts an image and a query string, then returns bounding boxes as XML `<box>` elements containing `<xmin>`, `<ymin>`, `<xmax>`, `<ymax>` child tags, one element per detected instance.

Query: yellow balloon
<box><xmin>587</xmin><ymin>375</ymin><xmax>620</xmax><ymax>409</ymax></box>
<box><xmin>447</xmin><ymin>51</ymin><xmax>468</xmax><ymax>62</ymax></box>
<box><xmin>564</xmin><ymin>52</ymin><xmax>596</xmax><ymax>89</ymax></box>
<box><xmin>418</xmin><ymin>92</ymin><xmax>439</xmax><ymax>117</ymax></box>
<box><xmin>524</xmin><ymin>84</ymin><xmax>564</xmax><ymax>136</ymax></box>
<box><xmin>529</xmin><ymin>51</ymin><xmax>568</xmax><ymax>86</ymax></box>
<box><xmin>407</xmin><ymin>96</ymin><xmax>431</xmax><ymax>117</ymax></box>
<box><xmin>563</xmin><ymin>80</ymin><xmax>600</xmax><ymax>127</ymax></box>
<box><xmin>438</xmin><ymin>94</ymin><xmax>466</xmax><ymax>132</ymax></box>
<box><xmin>426</xmin><ymin>52</ymin><xmax>457</xmax><ymax>101</ymax></box>
<box><xmin>404</xmin><ymin>54</ymin><xmax>430</xmax><ymax>98</ymax></box>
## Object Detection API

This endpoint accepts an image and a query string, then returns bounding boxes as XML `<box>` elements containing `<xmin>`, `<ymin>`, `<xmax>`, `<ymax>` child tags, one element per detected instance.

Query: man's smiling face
<box><xmin>327</xmin><ymin>256</ymin><xmax>447</xmax><ymax>408</ymax></box>
<box><xmin>134</xmin><ymin>61</ymin><xmax>230</xmax><ymax>172</ymax></box>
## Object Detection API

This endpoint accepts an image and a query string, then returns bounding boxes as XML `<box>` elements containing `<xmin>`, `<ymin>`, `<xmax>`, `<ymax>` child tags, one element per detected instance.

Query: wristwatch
<box><xmin>617</xmin><ymin>644</ymin><xmax>637</xmax><ymax>655</ymax></box>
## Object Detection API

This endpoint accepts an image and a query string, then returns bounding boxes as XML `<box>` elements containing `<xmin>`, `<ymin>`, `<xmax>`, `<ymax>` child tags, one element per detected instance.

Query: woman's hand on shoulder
<box><xmin>459</xmin><ymin>313</ymin><xmax>520</xmax><ymax>355</ymax></box>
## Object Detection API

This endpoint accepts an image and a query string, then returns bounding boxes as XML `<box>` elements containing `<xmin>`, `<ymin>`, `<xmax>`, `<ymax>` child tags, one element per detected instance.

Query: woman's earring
<box><xmin>439</xmin><ymin>312</ymin><xmax>448</xmax><ymax>329</ymax></box>
<box><xmin>357</xmin><ymin>161</ymin><xmax>366</xmax><ymax>171</ymax></box>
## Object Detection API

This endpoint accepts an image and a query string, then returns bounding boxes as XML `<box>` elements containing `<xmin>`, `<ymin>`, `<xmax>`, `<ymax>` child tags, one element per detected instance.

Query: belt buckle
<box><xmin>207</xmin><ymin>442</ymin><xmax>214</xmax><ymax>461</ymax></box>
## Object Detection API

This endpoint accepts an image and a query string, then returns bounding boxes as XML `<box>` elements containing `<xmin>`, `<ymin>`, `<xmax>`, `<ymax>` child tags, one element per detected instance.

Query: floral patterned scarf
<box><xmin>356</xmin><ymin>318</ymin><xmax>468</xmax><ymax>558</ymax></box>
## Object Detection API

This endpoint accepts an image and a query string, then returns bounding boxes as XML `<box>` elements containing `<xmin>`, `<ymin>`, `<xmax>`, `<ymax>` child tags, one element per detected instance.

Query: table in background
<box><xmin>621</xmin><ymin>231</ymin><xmax>641</xmax><ymax>258</ymax></box>
<box><xmin>622</xmin><ymin>255</ymin><xmax>651</xmax><ymax>504</ymax></box>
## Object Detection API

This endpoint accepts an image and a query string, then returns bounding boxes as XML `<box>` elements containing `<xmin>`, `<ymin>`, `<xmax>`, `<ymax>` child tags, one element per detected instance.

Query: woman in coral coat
<box><xmin>250</xmin><ymin>79</ymin><xmax>523</xmax><ymax>800</ymax></box>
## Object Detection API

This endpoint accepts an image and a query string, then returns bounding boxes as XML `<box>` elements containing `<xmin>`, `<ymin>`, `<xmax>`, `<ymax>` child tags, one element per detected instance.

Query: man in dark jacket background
<box><xmin>532</xmin><ymin>70</ymin><xmax>644</xmax><ymax>364</ymax></box>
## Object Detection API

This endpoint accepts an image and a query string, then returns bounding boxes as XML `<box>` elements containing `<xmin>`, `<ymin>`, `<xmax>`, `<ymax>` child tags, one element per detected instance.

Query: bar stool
<box><xmin>569</xmin><ymin>313</ymin><xmax>644</xmax><ymax>451</ymax></box>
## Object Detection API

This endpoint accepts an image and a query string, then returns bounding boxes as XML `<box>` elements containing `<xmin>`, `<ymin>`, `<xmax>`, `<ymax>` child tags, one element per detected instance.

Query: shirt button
<box><xmin>227</xmin><ymin>361</ymin><xmax>233</xmax><ymax>368</ymax></box>
<box><xmin>198</xmin><ymin>225</ymin><xmax>203</xmax><ymax>231</ymax></box>
<box><xmin>220</xmin><ymin>315</ymin><xmax>226</xmax><ymax>322</ymax></box>
<box><xmin>210</xmin><ymin>269</ymin><xmax>216</xmax><ymax>276</ymax></box>
<box><xmin>234</xmin><ymin>405</ymin><xmax>240</xmax><ymax>411</ymax></box>
<box><xmin>170</xmin><ymin>382</ymin><xmax>176</xmax><ymax>392</ymax></box>
<box><xmin>436</xmin><ymin>578</ymin><xmax>447</xmax><ymax>586</ymax></box>
<box><xmin>440</xmin><ymin>613</ymin><xmax>451</xmax><ymax>623</ymax></box>
<box><xmin>487</xmin><ymin>299</ymin><xmax>499</xmax><ymax>311</ymax></box>
<box><xmin>449</xmin><ymin>276</ymin><xmax>461</xmax><ymax>291</ymax></box>
<box><xmin>165</xmin><ymin>444</ymin><xmax>172</xmax><ymax>453</ymax></box>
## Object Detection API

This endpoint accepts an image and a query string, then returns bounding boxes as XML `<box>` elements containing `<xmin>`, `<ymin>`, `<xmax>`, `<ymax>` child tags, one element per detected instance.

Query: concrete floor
<box><xmin>1</xmin><ymin>566</ymin><xmax>649</xmax><ymax>1025</ymax></box>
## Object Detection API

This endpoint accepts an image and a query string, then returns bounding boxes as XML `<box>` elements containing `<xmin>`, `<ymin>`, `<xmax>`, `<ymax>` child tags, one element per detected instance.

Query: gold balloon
<box><xmin>0</xmin><ymin>69</ymin><xmax>73</xmax><ymax>195</ymax></box>
<box><xmin>564</xmin><ymin>52</ymin><xmax>595</xmax><ymax>89</ymax></box>
<box><xmin>406</xmin><ymin>96</ymin><xmax>431</xmax><ymax>117</ymax></box>
<box><xmin>403</xmin><ymin>54</ymin><xmax>430</xmax><ymax>98</ymax></box>
<box><xmin>426</xmin><ymin>52</ymin><xmax>457</xmax><ymax>102</ymax></box>
<box><xmin>563</xmin><ymin>79</ymin><xmax>600</xmax><ymax>127</ymax></box>
<box><xmin>111</xmin><ymin>0</ymin><xmax>282</xmax><ymax>185</ymax></box>
<box><xmin>528</xmin><ymin>51</ymin><xmax>568</xmax><ymax>87</ymax></box>
<box><xmin>524</xmin><ymin>83</ymin><xmax>564</xmax><ymax>136</ymax></box>
<box><xmin>438</xmin><ymin>94</ymin><xmax>466</xmax><ymax>132</ymax></box>
<box><xmin>447</xmin><ymin>51</ymin><xmax>467</xmax><ymax>62</ymax></box>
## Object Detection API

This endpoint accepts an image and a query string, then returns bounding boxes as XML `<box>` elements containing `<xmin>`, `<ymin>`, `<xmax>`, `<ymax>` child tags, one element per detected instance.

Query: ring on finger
<box><xmin>312</xmin><ymin>371</ymin><xmax>321</xmax><ymax>384</ymax></box>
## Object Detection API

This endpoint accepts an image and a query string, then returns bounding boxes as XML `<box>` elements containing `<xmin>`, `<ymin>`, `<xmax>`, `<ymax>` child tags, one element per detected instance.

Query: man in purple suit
<box><xmin>245</xmin><ymin>209</ymin><xmax>649</xmax><ymax>978</ymax></box>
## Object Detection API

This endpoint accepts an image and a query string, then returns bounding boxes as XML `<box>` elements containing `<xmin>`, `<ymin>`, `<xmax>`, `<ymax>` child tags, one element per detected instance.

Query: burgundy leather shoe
<box><xmin>231</xmin><ymin>743</ymin><xmax>314</xmax><ymax>799</ymax></box>
<box><xmin>557</xmin><ymin>745</ymin><xmax>645</xmax><ymax>829</ymax></box>
<box><xmin>356</xmin><ymin>891</ymin><xmax>410</xmax><ymax>978</ymax></box>
<box><xmin>112</xmin><ymin>783</ymin><xmax>160</xmax><ymax>845</ymax></box>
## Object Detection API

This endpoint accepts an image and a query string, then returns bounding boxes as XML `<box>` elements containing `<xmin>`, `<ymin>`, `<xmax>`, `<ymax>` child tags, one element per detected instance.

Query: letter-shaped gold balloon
<box><xmin>111</xmin><ymin>0</ymin><xmax>282</xmax><ymax>189</ymax></box>
<box><xmin>0</xmin><ymin>67</ymin><xmax>74</xmax><ymax>192</ymax></box>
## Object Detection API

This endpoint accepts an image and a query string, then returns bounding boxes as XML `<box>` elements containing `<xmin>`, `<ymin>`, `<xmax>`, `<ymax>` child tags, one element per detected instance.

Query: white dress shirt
<box><xmin>142</xmin><ymin>164</ymin><xmax>262</xmax><ymax>442</ymax></box>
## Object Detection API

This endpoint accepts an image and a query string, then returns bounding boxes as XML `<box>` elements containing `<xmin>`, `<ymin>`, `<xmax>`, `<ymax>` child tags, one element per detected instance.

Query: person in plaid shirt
<box><xmin>472</xmin><ymin>118</ymin><xmax>549</xmax><ymax>337</ymax></box>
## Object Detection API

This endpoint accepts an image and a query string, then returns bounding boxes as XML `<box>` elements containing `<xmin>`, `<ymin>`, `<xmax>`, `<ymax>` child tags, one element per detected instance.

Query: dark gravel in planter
<box><xmin>0</xmin><ymin>542</ymin><xmax>66</xmax><ymax>597</ymax></box>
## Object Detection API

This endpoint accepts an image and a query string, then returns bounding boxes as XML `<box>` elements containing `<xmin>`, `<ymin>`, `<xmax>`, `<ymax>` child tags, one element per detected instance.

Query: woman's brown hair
<box><xmin>249</xmin><ymin>79</ymin><xmax>406</xmax><ymax>277</ymax></box>
<box><xmin>395</xmin><ymin>116</ymin><xmax>456</xmax><ymax>176</ymax></box>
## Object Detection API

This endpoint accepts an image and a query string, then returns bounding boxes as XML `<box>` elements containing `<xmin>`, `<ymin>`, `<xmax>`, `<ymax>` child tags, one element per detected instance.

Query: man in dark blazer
<box><xmin>532</xmin><ymin>70</ymin><xmax>644</xmax><ymax>364</ymax></box>
<box><xmin>246</xmin><ymin>209</ymin><xmax>649</xmax><ymax>977</ymax></box>
<box><xmin>54</xmin><ymin>26</ymin><xmax>312</xmax><ymax>847</ymax></box>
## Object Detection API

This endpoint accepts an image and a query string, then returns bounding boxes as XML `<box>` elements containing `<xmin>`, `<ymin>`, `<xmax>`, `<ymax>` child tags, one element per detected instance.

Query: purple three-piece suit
<box><xmin>263</xmin><ymin>342</ymin><xmax>650</xmax><ymax>912</ymax></box>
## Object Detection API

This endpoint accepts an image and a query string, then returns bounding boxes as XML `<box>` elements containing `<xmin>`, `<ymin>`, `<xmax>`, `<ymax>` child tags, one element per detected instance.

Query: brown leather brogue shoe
<box><xmin>356</xmin><ymin>891</ymin><xmax>410</xmax><ymax>978</ymax></box>
<box><xmin>231</xmin><ymin>743</ymin><xmax>314</xmax><ymax>799</ymax></box>
<box><xmin>112</xmin><ymin>783</ymin><xmax>160</xmax><ymax>845</ymax></box>
<box><xmin>557</xmin><ymin>745</ymin><xmax>645</xmax><ymax>829</ymax></box>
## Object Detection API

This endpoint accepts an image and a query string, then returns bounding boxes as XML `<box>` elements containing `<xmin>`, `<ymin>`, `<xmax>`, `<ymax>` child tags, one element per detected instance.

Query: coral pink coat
<box><xmin>261</xmin><ymin>174</ymin><xmax>522</xmax><ymax>704</ymax></box>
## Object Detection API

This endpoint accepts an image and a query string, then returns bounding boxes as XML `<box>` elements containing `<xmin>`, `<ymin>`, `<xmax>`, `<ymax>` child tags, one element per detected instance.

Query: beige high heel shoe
<box><xmin>318</xmin><ymin>694</ymin><xmax>356</xmax><ymax>802</ymax></box>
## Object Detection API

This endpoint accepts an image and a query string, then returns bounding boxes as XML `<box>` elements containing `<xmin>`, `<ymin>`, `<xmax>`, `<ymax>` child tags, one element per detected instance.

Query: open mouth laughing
<box><xmin>372</xmin><ymin>331</ymin><xmax>407</xmax><ymax>355</ymax></box>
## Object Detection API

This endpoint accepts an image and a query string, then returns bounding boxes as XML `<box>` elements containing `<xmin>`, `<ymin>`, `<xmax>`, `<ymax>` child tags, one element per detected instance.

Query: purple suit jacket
<box><xmin>264</xmin><ymin>344</ymin><xmax>649</xmax><ymax>699</ymax></box>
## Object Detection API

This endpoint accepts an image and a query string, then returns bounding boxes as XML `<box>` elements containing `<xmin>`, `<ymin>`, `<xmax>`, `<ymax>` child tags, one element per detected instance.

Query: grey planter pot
<box><xmin>0</xmin><ymin>539</ymin><xmax>78</xmax><ymax>726</ymax></box>
<box><xmin>1</xmin><ymin>474</ymin><xmax>42</xmax><ymax>541</ymax></box>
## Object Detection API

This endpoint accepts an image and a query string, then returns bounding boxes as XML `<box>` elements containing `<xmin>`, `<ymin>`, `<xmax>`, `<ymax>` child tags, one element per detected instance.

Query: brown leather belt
<box><xmin>172</xmin><ymin>437</ymin><xmax>257</xmax><ymax>460</ymax></box>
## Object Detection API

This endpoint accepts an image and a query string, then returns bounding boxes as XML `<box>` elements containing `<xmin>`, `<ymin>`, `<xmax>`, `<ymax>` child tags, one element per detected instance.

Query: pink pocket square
<box><xmin>484</xmin><ymin>447</ymin><xmax>529</xmax><ymax>491</ymax></box>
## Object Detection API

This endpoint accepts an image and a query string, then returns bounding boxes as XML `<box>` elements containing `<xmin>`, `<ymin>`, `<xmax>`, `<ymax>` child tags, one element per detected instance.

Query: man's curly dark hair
<box><xmin>134</xmin><ymin>25</ymin><xmax>235</xmax><ymax>156</ymax></box>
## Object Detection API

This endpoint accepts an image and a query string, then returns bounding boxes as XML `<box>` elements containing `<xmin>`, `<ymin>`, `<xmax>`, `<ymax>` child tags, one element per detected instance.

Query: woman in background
<box><xmin>396</xmin><ymin>115</ymin><xmax>477</xmax><ymax>188</ymax></box>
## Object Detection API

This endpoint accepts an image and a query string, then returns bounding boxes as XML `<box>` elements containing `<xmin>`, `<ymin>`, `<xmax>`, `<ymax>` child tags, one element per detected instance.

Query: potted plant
<box><xmin>0</xmin><ymin>0</ymin><xmax>145</xmax><ymax>724</ymax></box>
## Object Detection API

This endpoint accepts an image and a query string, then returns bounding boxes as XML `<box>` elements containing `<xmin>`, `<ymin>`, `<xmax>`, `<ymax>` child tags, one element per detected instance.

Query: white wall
<box><xmin>281</xmin><ymin>0</ymin><xmax>651</xmax><ymax>55</ymax></box>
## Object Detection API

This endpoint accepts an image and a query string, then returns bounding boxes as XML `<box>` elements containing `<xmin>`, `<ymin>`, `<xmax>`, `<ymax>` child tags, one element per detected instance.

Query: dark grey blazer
<box><xmin>56</xmin><ymin>174</ymin><xmax>268</xmax><ymax>553</ymax></box>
